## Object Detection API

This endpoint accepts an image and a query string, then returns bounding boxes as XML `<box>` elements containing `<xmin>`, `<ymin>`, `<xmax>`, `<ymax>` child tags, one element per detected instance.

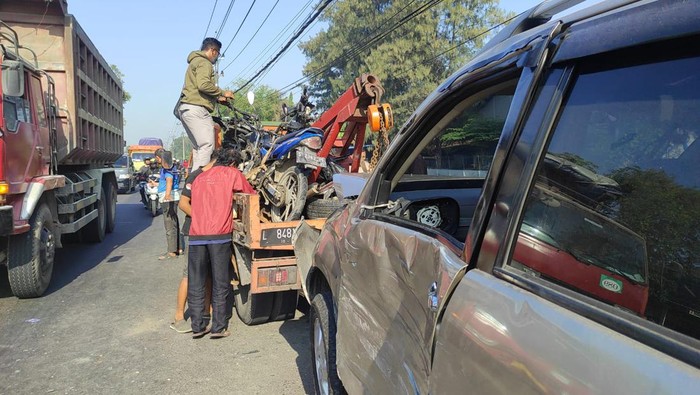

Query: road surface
<box><xmin>0</xmin><ymin>190</ymin><xmax>314</xmax><ymax>394</ymax></box>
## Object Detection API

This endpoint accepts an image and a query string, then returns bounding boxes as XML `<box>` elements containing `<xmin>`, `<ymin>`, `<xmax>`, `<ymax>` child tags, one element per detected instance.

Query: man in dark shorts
<box><xmin>178</xmin><ymin>146</ymin><xmax>254</xmax><ymax>338</ymax></box>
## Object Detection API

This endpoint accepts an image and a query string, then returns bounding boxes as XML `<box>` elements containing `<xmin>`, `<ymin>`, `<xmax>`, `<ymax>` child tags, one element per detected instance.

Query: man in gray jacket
<box><xmin>176</xmin><ymin>37</ymin><xmax>234</xmax><ymax>169</ymax></box>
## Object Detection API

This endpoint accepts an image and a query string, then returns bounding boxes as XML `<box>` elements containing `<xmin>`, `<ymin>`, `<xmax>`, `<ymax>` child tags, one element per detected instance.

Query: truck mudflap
<box><xmin>0</xmin><ymin>205</ymin><xmax>13</xmax><ymax>236</ymax></box>
<box><xmin>291</xmin><ymin>220</ymin><xmax>321</xmax><ymax>302</ymax></box>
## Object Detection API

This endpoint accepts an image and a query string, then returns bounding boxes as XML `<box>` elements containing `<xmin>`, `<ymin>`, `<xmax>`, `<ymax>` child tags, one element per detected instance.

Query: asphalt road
<box><xmin>0</xmin><ymin>190</ymin><xmax>314</xmax><ymax>395</ymax></box>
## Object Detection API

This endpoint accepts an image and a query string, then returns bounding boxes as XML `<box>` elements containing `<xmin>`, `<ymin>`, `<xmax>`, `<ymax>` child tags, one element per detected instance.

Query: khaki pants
<box><xmin>179</xmin><ymin>103</ymin><xmax>215</xmax><ymax>169</ymax></box>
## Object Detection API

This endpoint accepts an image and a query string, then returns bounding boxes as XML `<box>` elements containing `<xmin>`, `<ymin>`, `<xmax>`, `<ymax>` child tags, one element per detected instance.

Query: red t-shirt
<box><xmin>188</xmin><ymin>165</ymin><xmax>254</xmax><ymax>241</ymax></box>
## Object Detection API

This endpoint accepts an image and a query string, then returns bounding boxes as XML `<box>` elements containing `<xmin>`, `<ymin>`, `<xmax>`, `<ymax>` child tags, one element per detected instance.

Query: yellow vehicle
<box><xmin>128</xmin><ymin>144</ymin><xmax>162</xmax><ymax>171</ymax></box>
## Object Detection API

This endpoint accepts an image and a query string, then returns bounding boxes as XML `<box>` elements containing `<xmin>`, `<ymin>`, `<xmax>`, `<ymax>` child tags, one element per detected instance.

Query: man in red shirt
<box><xmin>178</xmin><ymin>146</ymin><xmax>254</xmax><ymax>338</ymax></box>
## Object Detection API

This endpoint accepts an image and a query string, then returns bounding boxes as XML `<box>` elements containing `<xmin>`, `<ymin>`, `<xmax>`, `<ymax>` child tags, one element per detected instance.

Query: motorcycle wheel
<box><xmin>150</xmin><ymin>200</ymin><xmax>158</xmax><ymax>217</ymax></box>
<box><xmin>271</xmin><ymin>167</ymin><xmax>308</xmax><ymax>222</ymax></box>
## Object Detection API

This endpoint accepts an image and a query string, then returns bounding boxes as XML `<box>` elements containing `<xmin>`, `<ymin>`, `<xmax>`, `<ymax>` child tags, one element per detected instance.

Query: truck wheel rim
<box><xmin>40</xmin><ymin>226</ymin><xmax>55</xmax><ymax>273</ymax></box>
<box><xmin>313</xmin><ymin>318</ymin><xmax>330</xmax><ymax>395</ymax></box>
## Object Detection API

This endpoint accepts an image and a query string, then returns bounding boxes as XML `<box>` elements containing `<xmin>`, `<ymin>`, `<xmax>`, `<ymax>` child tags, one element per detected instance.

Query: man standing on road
<box><xmin>170</xmin><ymin>155</ymin><xmax>216</xmax><ymax>334</ymax></box>
<box><xmin>179</xmin><ymin>146</ymin><xmax>254</xmax><ymax>338</ymax></box>
<box><xmin>175</xmin><ymin>37</ymin><xmax>234</xmax><ymax>169</ymax></box>
<box><xmin>154</xmin><ymin>149</ymin><xmax>181</xmax><ymax>260</ymax></box>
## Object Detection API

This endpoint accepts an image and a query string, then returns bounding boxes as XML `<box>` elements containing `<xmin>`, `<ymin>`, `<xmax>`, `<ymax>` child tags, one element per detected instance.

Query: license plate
<box><xmin>297</xmin><ymin>147</ymin><xmax>326</xmax><ymax>168</ymax></box>
<box><xmin>261</xmin><ymin>226</ymin><xmax>295</xmax><ymax>247</ymax></box>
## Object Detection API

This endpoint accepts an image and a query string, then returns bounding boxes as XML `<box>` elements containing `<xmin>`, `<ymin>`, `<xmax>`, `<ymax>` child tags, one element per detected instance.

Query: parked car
<box><xmin>294</xmin><ymin>0</ymin><xmax>700</xmax><ymax>393</ymax></box>
<box><xmin>113</xmin><ymin>154</ymin><xmax>136</xmax><ymax>193</ymax></box>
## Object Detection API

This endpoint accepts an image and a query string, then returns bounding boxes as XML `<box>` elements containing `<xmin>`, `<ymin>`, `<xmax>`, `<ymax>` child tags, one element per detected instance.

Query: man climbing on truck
<box><xmin>175</xmin><ymin>37</ymin><xmax>234</xmax><ymax>169</ymax></box>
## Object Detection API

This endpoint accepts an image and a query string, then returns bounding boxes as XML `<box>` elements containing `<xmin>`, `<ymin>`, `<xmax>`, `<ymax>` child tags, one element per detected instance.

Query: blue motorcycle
<box><xmin>218</xmin><ymin>94</ymin><xmax>327</xmax><ymax>222</ymax></box>
<box><xmin>248</xmin><ymin>125</ymin><xmax>327</xmax><ymax>222</ymax></box>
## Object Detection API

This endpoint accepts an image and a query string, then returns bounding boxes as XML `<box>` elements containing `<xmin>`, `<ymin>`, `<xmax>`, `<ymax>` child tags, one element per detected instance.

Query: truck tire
<box><xmin>271</xmin><ymin>167</ymin><xmax>308</xmax><ymax>222</ymax></box>
<box><xmin>310</xmin><ymin>292</ymin><xmax>345</xmax><ymax>394</ymax></box>
<box><xmin>269</xmin><ymin>290</ymin><xmax>298</xmax><ymax>321</ymax></box>
<box><xmin>8</xmin><ymin>204</ymin><xmax>56</xmax><ymax>298</ymax></box>
<box><xmin>105</xmin><ymin>182</ymin><xmax>117</xmax><ymax>234</ymax></box>
<box><xmin>233</xmin><ymin>283</ymin><xmax>273</xmax><ymax>325</ymax></box>
<box><xmin>82</xmin><ymin>187</ymin><xmax>106</xmax><ymax>243</ymax></box>
<box><xmin>305</xmin><ymin>197</ymin><xmax>348</xmax><ymax>219</ymax></box>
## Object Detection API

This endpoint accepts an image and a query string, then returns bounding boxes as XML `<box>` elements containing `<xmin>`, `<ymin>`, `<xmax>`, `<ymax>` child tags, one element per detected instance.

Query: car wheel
<box><xmin>310</xmin><ymin>292</ymin><xmax>345</xmax><ymax>394</ymax></box>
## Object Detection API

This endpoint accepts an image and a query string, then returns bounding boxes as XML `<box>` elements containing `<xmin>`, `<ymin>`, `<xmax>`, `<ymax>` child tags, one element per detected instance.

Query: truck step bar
<box><xmin>56</xmin><ymin>172</ymin><xmax>97</xmax><ymax>195</ymax></box>
<box><xmin>57</xmin><ymin>193</ymin><xmax>97</xmax><ymax>214</ymax></box>
<box><xmin>58</xmin><ymin>208</ymin><xmax>97</xmax><ymax>234</ymax></box>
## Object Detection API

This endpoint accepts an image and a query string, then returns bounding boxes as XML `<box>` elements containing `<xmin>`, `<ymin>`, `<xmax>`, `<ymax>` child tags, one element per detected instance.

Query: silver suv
<box><xmin>295</xmin><ymin>0</ymin><xmax>700</xmax><ymax>393</ymax></box>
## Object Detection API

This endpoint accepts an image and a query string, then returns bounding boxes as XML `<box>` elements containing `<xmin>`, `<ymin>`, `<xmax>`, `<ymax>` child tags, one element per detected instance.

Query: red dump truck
<box><xmin>0</xmin><ymin>0</ymin><xmax>122</xmax><ymax>297</ymax></box>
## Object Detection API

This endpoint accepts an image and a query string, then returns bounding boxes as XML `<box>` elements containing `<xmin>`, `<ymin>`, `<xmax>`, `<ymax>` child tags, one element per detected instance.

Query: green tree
<box><xmin>218</xmin><ymin>79</ymin><xmax>292</xmax><ymax>122</ymax></box>
<box><xmin>169</xmin><ymin>135</ymin><xmax>193</xmax><ymax>161</ymax></box>
<box><xmin>608</xmin><ymin>167</ymin><xmax>700</xmax><ymax>310</ymax></box>
<box><xmin>110</xmin><ymin>64</ymin><xmax>131</xmax><ymax>103</ymax></box>
<box><xmin>299</xmin><ymin>0</ymin><xmax>509</xmax><ymax>129</ymax></box>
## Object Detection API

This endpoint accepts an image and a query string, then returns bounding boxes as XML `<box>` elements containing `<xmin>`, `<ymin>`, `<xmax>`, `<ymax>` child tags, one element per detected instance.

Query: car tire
<box><xmin>310</xmin><ymin>292</ymin><xmax>345</xmax><ymax>394</ymax></box>
<box><xmin>233</xmin><ymin>283</ymin><xmax>274</xmax><ymax>325</ymax></box>
<box><xmin>7</xmin><ymin>204</ymin><xmax>56</xmax><ymax>298</ymax></box>
<box><xmin>305</xmin><ymin>197</ymin><xmax>349</xmax><ymax>219</ymax></box>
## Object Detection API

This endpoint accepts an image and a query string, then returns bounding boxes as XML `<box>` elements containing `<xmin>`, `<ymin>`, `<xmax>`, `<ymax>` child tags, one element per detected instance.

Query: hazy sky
<box><xmin>65</xmin><ymin>0</ymin><xmax>541</xmax><ymax>146</ymax></box>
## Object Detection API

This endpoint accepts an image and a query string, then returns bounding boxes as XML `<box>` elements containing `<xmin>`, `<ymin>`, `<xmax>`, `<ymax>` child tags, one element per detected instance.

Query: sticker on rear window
<box><xmin>600</xmin><ymin>275</ymin><xmax>623</xmax><ymax>293</ymax></box>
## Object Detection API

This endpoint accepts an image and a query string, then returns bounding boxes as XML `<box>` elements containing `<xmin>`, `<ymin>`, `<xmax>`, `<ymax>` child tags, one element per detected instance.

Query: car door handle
<box><xmin>428</xmin><ymin>282</ymin><xmax>438</xmax><ymax>311</ymax></box>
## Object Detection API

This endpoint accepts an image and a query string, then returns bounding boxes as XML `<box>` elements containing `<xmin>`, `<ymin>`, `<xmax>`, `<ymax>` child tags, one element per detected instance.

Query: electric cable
<box><xmin>221</xmin><ymin>0</ymin><xmax>280</xmax><ymax>72</ymax></box>
<box><xmin>221</xmin><ymin>0</ymin><xmax>258</xmax><ymax>57</ymax></box>
<box><xmin>229</xmin><ymin>0</ymin><xmax>314</xmax><ymax>82</ymax></box>
<box><xmin>233</xmin><ymin>0</ymin><xmax>335</xmax><ymax>93</ymax></box>
<box><xmin>278</xmin><ymin>4</ymin><xmax>519</xmax><ymax>96</ymax></box>
<box><xmin>203</xmin><ymin>0</ymin><xmax>219</xmax><ymax>39</ymax></box>
<box><xmin>278</xmin><ymin>0</ymin><xmax>443</xmax><ymax>94</ymax></box>
<box><xmin>214</xmin><ymin>0</ymin><xmax>236</xmax><ymax>39</ymax></box>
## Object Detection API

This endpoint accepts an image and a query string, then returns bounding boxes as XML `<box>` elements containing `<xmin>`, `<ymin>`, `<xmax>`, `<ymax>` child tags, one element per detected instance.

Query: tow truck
<box><xmin>229</xmin><ymin>74</ymin><xmax>393</xmax><ymax>325</ymax></box>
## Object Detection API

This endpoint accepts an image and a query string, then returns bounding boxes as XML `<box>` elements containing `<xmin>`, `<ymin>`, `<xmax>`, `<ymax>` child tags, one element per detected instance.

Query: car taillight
<box><xmin>300</xmin><ymin>136</ymin><xmax>322</xmax><ymax>150</ymax></box>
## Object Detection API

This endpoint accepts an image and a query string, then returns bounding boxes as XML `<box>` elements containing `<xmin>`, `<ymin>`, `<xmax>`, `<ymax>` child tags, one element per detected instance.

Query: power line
<box><xmin>228</xmin><ymin>1</ymin><xmax>314</xmax><ymax>83</ymax></box>
<box><xmin>281</xmin><ymin>8</ymin><xmax>523</xmax><ymax>97</ymax></box>
<box><xmin>221</xmin><ymin>0</ymin><xmax>258</xmax><ymax>56</ymax></box>
<box><xmin>234</xmin><ymin>0</ymin><xmax>335</xmax><ymax>93</ymax></box>
<box><xmin>278</xmin><ymin>0</ymin><xmax>442</xmax><ymax>94</ymax></box>
<box><xmin>203</xmin><ymin>0</ymin><xmax>219</xmax><ymax>39</ymax></box>
<box><xmin>215</xmin><ymin>0</ymin><xmax>236</xmax><ymax>39</ymax></box>
<box><xmin>221</xmin><ymin>0</ymin><xmax>280</xmax><ymax>72</ymax></box>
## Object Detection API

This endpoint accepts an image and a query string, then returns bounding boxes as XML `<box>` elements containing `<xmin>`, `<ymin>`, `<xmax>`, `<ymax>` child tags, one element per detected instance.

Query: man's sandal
<box><xmin>158</xmin><ymin>253</ymin><xmax>178</xmax><ymax>260</ymax></box>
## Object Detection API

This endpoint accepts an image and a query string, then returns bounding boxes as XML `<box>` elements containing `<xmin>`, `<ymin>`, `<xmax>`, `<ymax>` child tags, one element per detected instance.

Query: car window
<box><xmin>131</xmin><ymin>152</ymin><xmax>152</xmax><ymax>161</ymax></box>
<box><xmin>114</xmin><ymin>155</ymin><xmax>128</xmax><ymax>168</ymax></box>
<box><xmin>508</xmin><ymin>54</ymin><xmax>700</xmax><ymax>340</ymax></box>
<box><xmin>376</xmin><ymin>79</ymin><xmax>518</xmax><ymax>242</ymax></box>
<box><xmin>399</xmin><ymin>82</ymin><xmax>513</xmax><ymax>182</ymax></box>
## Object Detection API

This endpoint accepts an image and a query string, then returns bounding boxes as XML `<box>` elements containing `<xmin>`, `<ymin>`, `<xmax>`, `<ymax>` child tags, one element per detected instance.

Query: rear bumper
<box><xmin>0</xmin><ymin>205</ymin><xmax>13</xmax><ymax>236</ymax></box>
<box><xmin>118</xmin><ymin>179</ymin><xmax>132</xmax><ymax>190</ymax></box>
